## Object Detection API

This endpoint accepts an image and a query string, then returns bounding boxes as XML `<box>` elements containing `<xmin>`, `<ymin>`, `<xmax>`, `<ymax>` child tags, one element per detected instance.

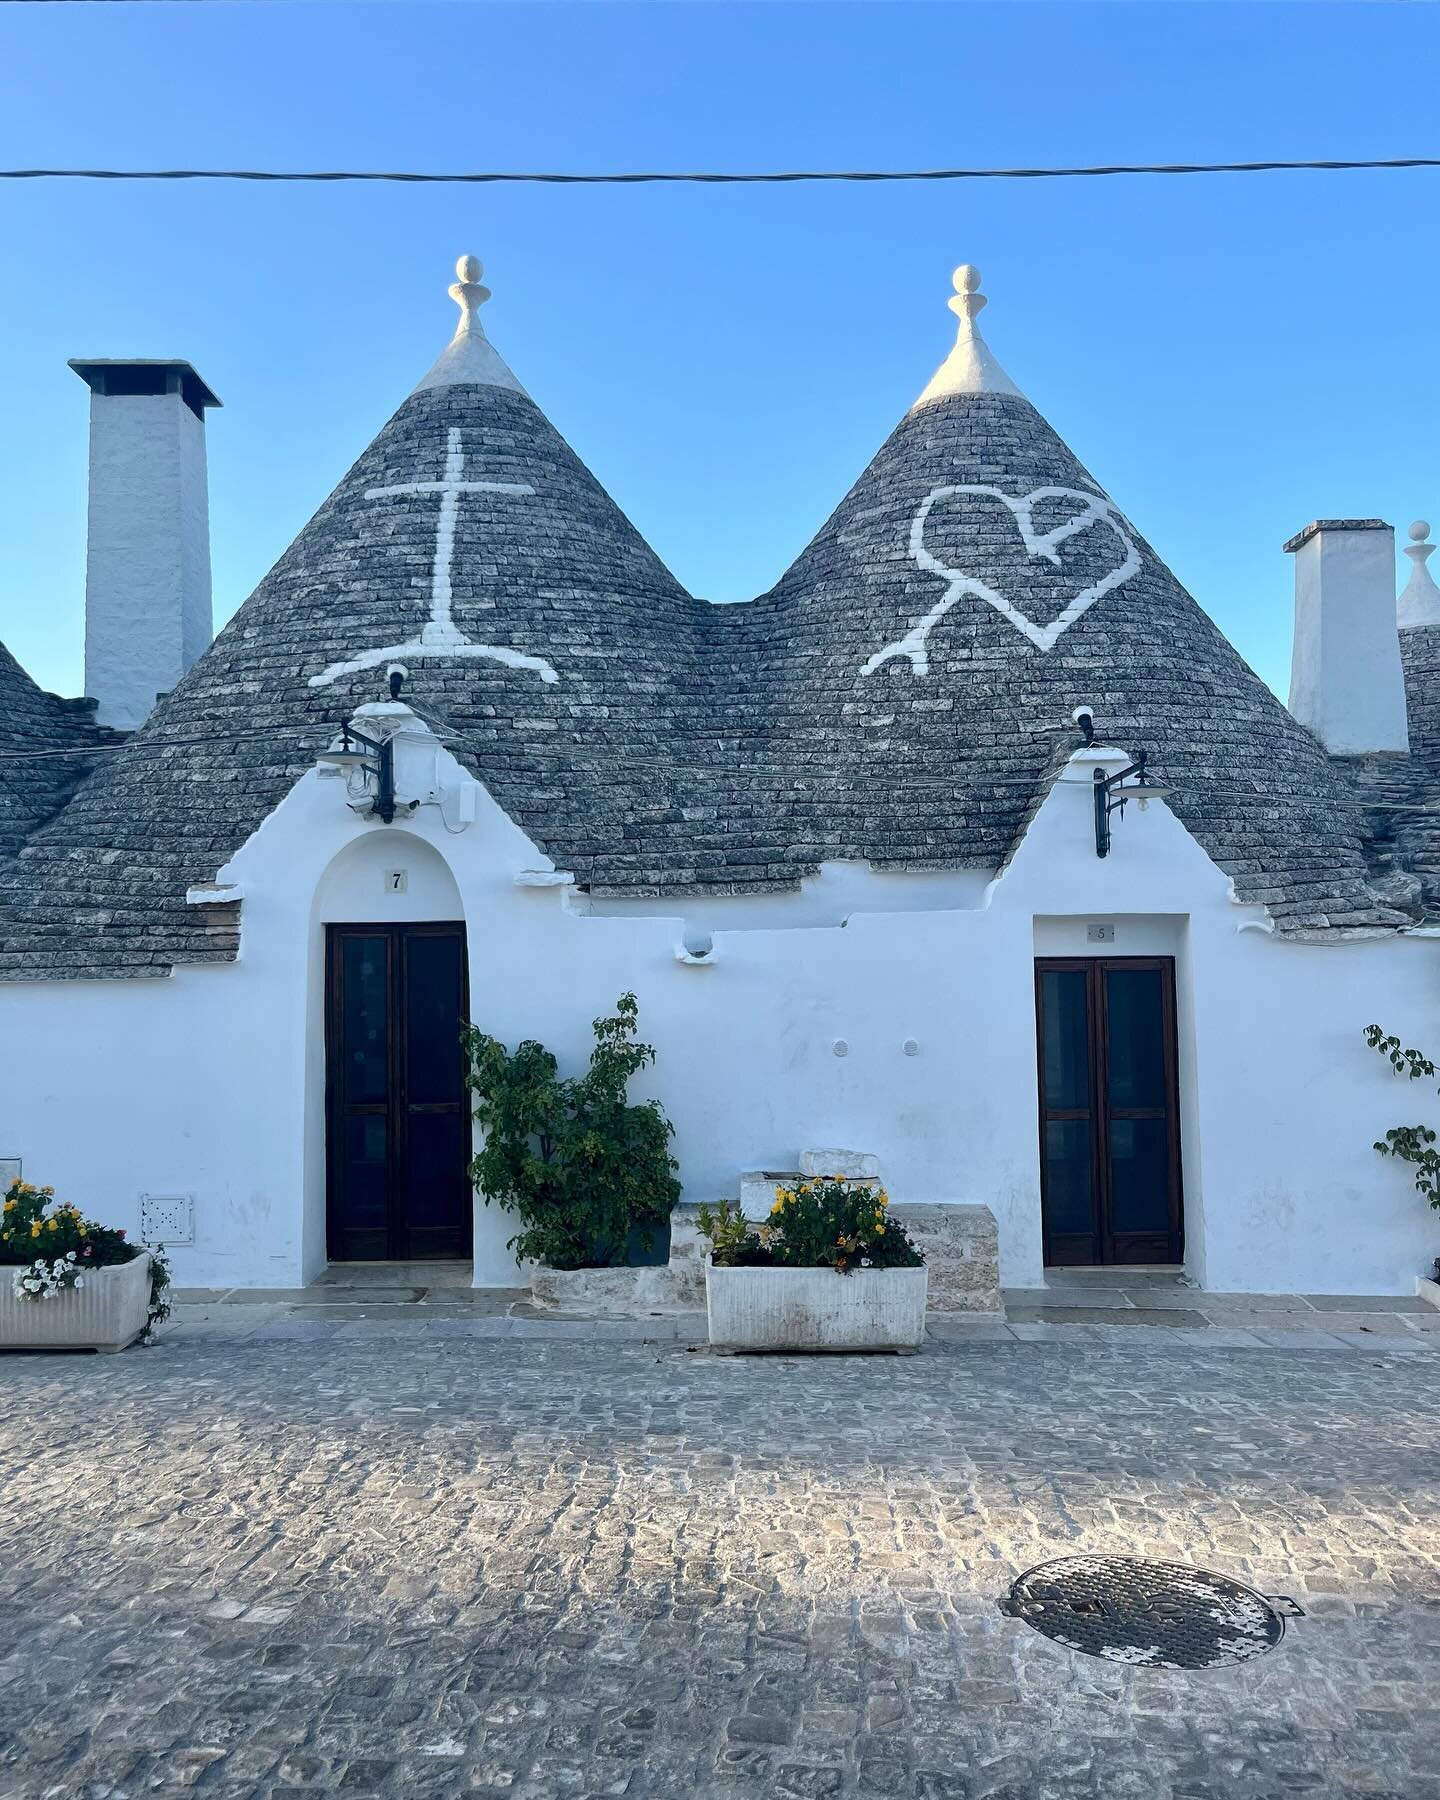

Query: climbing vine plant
<box><xmin>463</xmin><ymin>993</ymin><xmax>681</xmax><ymax>1270</ymax></box>
<box><xmin>1363</xmin><ymin>1026</ymin><xmax>1440</xmax><ymax>1213</ymax></box>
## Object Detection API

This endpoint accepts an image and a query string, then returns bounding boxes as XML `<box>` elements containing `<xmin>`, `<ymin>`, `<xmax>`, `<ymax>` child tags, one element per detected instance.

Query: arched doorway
<box><xmin>313</xmin><ymin>835</ymin><xmax>472</xmax><ymax>1263</ymax></box>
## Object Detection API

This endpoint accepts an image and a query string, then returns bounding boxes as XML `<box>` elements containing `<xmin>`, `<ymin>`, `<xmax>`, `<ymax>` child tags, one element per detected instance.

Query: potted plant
<box><xmin>0</xmin><ymin>1179</ymin><xmax>171</xmax><ymax>1352</ymax></box>
<box><xmin>698</xmin><ymin>1176</ymin><xmax>927</xmax><ymax>1351</ymax></box>
<box><xmin>464</xmin><ymin>993</ymin><xmax>681</xmax><ymax>1273</ymax></box>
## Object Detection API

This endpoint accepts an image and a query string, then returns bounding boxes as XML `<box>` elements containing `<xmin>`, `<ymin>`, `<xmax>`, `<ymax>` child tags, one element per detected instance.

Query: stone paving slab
<box><xmin>1001</xmin><ymin>1283</ymin><xmax>1440</xmax><ymax>1342</ymax></box>
<box><xmin>1120</xmin><ymin>1290</ymin><xmax>1321</xmax><ymax>1313</ymax></box>
<box><xmin>1006</xmin><ymin>1305</ymin><xmax>1212</xmax><ymax>1329</ymax></box>
<box><xmin>1304</xmin><ymin>1293</ymin><xmax>1433</xmax><ymax>1312</ymax></box>
<box><xmin>1</xmin><ymin>1330</ymin><xmax>1438</xmax><ymax>1798</ymax></box>
<box><xmin>158</xmin><ymin>1302</ymin><xmax>1440</xmax><ymax>1355</ymax></box>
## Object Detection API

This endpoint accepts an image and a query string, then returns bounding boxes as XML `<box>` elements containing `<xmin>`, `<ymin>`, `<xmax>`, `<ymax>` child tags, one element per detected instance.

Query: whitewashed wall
<box><xmin>1</xmin><ymin>729</ymin><xmax>1435</xmax><ymax>1296</ymax></box>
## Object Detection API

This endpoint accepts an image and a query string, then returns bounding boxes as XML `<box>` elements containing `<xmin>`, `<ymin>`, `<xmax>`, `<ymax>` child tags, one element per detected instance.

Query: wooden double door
<box><xmin>325</xmin><ymin>923</ymin><xmax>472</xmax><ymax>1262</ymax></box>
<box><xmin>1035</xmin><ymin>957</ymin><xmax>1184</xmax><ymax>1266</ymax></box>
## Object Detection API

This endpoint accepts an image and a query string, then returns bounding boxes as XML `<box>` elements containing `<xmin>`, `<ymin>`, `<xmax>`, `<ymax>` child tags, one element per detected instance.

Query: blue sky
<box><xmin>1</xmin><ymin>0</ymin><xmax>1436</xmax><ymax>700</ymax></box>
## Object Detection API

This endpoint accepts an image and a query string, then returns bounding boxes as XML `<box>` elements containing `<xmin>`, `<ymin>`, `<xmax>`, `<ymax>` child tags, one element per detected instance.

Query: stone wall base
<box><xmin>528</xmin><ymin>1203</ymin><xmax>1001</xmax><ymax>1319</ymax></box>
<box><xmin>527</xmin><ymin>1213</ymin><xmax>706</xmax><ymax>1316</ymax></box>
<box><xmin>893</xmin><ymin>1204</ymin><xmax>1002</xmax><ymax>1314</ymax></box>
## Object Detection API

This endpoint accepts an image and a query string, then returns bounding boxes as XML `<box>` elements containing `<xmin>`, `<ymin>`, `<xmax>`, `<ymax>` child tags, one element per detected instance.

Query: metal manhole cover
<box><xmin>1000</xmin><ymin>1556</ymin><xmax>1297</xmax><ymax>1669</ymax></box>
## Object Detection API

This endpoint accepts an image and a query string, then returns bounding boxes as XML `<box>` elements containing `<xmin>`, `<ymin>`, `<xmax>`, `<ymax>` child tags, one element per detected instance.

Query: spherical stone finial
<box><xmin>1399</xmin><ymin>515</ymin><xmax>1440</xmax><ymax>627</ymax></box>
<box><xmin>448</xmin><ymin>252</ymin><xmax>492</xmax><ymax>335</ymax></box>
<box><xmin>948</xmin><ymin>262</ymin><xmax>987</xmax><ymax>322</ymax></box>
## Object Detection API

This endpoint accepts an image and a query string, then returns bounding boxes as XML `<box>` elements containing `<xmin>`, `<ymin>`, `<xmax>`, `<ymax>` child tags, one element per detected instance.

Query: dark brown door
<box><xmin>326</xmin><ymin>922</ymin><xmax>472</xmax><ymax>1261</ymax></box>
<box><xmin>1035</xmin><ymin>957</ymin><xmax>1183</xmax><ymax>1266</ymax></box>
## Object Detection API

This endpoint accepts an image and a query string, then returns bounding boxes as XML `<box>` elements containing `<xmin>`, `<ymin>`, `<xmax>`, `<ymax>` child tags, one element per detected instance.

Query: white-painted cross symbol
<box><xmin>310</xmin><ymin>427</ymin><xmax>560</xmax><ymax>688</ymax></box>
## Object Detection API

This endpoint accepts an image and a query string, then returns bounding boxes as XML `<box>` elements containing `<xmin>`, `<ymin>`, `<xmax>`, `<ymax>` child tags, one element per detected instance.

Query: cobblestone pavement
<box><xmin>2</xmin><ymin>1332</ymin><xmax>1438</xmax><ymax>1800</ymax></box>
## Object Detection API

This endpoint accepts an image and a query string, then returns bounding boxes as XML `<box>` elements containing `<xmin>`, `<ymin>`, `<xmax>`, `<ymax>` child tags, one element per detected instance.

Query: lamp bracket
<box><xmin>329</xmin><ymin>719</ymin><xmax>397</xmax><ymax>824</ymax></box>
<box><xmin>1093</xmin><ymin>751</ymin><xmax>1150</xmax><ymax>859</ymax></box>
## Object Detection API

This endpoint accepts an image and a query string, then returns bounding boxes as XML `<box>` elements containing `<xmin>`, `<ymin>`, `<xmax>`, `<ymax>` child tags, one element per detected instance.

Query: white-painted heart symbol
<box><xmin>861</xmin><ymin>483</ymin><xmax>1141</xmax><ymax>673</ymax></box>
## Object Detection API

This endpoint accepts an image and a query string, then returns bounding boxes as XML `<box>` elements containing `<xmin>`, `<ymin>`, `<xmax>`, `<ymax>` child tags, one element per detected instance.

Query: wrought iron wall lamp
<box><xmin>316</xmin><ymin>722</ymin><xmax>396</xmax><ymax>823</ymax></box>
<box><xmin>1072</xmin><ymin>706</ymin><xmax>1171</xmax><ymax>858</ymax></box>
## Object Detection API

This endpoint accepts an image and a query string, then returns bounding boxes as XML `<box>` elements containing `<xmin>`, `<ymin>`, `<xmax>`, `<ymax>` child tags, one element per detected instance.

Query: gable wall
<box><xmin>1</xmin><ymin>737</ymin><xmax>1435</xmax><ymax>1297</ymax></box>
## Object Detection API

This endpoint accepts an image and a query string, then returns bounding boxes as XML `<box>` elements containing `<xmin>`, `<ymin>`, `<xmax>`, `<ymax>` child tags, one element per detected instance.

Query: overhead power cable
<box><xmin>2</xmin><ymin>157</ymin><xmax>1439</xmax><ymax>186</ymax></box>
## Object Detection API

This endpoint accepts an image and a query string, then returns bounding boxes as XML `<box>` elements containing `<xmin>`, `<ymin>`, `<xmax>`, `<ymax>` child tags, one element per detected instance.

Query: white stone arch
<box><xmin>312</xmin><ymin>828</ymin><xmax>466</xmax><ymax>927</ymax></box>
<box><xmin>301</xmin><ymin>828</ymin><xmax>469</xmax><ymax>1279</ymax></box>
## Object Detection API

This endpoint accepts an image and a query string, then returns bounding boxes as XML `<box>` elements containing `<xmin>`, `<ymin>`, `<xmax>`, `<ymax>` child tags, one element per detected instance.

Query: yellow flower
<box><xmin>46</xmin><ymin>1219</ymin><xmax>57</xmax><ymax>1232</ymax></box>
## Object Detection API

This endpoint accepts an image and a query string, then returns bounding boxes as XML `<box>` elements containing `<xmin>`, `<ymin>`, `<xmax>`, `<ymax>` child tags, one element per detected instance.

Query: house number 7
<box><xmin>385</xmin><ymin>869</ymin><xmax>408</xmax><ymax>894</ymax></box>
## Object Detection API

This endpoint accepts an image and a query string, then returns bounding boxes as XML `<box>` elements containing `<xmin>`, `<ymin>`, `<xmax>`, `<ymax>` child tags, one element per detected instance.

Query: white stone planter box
<box><xmin>0</xmin><ymin>1253</ymin><xmax>152</xmax><ymax>1353</ymax></box>
<box><xmin>1417</xmin><ymin>1275</ymin><xmax>1440</xmax><ymax>1312</ymax></box>
<box><xmin>705</xmin><ymin>1262</ymin><xmax>928</xmax><ymax>1352</ymax></box>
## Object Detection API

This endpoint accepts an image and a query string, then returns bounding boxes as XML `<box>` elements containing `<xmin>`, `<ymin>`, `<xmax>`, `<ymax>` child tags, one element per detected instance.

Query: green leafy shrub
<box><xmin>694</xmin><ymin>1197</ymin><xmax>752</xmax><ymax>1261</ymax></box>
<box><xmin>1364</xmin><ymin>1026</ymin><xmax>1440</xmax><ymax>1213</ymax></box>
<box><xmin>699</xmin><ymin>1177</ymin><xmax>923</xmax><ymax>1276</ymax></box>
<box><xmin>1</xmin><ymin>1179</ymin><xmax>171</xmax><ymax>1341</ymax></box>
<box><xmin>463</xmin><ymin>993</ymin><xmax>681</xmax><ymax>1270</ymax></box>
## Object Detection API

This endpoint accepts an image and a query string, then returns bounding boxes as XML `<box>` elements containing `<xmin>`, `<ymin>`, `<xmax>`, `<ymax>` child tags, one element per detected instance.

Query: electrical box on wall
<box><xmin>140</xmin><ymin>1193</ymin><xmax>194</xmax><ymax>1245</ymax></box>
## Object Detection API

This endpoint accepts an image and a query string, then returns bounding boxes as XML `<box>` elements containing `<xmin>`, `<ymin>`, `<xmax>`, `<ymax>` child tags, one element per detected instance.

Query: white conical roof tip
<box><xmin>950</xmin><ymin>264</ymin><xmax>984</xmax><ymax>316</ymax></box>
<box><xmin>911</xmin><ymin>262</ymin><xmax>1026</xmax><ymax>411</ymax></box>
<box><xmin>450</xmin><ymin>254</ymin><xmax>492</xmax><ymax>327</ymax></box>
<box><xmin>412</xmin><ymin>251</ymin><xmax>527</xmax><ymax>398</ymax></box>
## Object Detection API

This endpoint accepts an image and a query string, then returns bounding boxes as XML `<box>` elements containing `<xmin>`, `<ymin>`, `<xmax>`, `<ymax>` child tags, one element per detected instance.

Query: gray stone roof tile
<box><xmin>0</xmin><ymin>641</ymin><xmax>125</xmax><ymax>862</ymax></box>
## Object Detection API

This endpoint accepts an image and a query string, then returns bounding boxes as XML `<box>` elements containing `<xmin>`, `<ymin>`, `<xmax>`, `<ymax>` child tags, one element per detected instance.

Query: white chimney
<box><xmin>1284</xmin><ymin>518</ymin><xmax>1408</xmax><ymax>755</ymax></box>
<box><xmin>70</xmin><ymin>359</ymin><xmax>221</xmax><ymax>730</ymax></box>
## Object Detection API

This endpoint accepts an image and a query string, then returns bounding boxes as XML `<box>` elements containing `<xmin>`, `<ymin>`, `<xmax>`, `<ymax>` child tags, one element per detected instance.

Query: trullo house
<box><xmin>2</xmin><ymin>256</ymin><xmax>1437</xmax><ymax>1297</ymax></box>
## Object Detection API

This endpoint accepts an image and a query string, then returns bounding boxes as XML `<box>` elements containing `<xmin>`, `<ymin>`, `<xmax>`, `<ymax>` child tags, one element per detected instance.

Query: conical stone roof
<box><xmin>0</xmin><ymin>641</ymin><xmax>122</xmax><ymax>862</ymax></box>
<box><xmin>0</xmin><ymin>257</ymin><xmax>1404</xmax><ymax>980</ymax></box>
<box><xmin>0</xmin><ymin>258</ymin><xmax>717</xmax><ymax>977</ymax></box>
<box><xmin>727</xmin><ymin>267</ymin><xmax>1401</xmax><ymax>931</ymax></box>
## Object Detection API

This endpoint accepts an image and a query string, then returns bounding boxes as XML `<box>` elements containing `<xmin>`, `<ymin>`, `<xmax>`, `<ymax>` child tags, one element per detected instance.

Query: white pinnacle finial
<box><xmin>949</xmin><ymin>264</ymin><xmax>986</xmax><ymax>323</ymax></box>
<box><xmin>411</xmin><ymin>251</ymin><xmax>527</xmax><ymax>398</ymax></box>
<box><xmin>911</xmin><ymin>261</ymin><xmax>1025</xmax><ymax>411</ymax></box>
<box><xmin>449</xmin><ymin>254</ymin><xmax>492</xmax><ymax>334</ymax></box>
<box><xmin>1398</xmin><ymin>518</ymin><xmax>1440</xmax><ymax>629</ymax></box>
